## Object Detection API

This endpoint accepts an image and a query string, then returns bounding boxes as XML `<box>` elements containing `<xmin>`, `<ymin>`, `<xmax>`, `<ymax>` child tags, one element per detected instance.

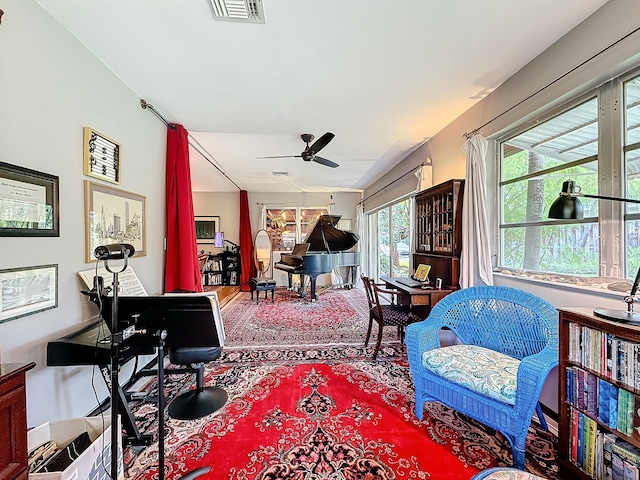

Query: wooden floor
<box><xmin>204</xmin><ymin>285</ymin><xmax>240</xmax><ymax>308</ymax></box>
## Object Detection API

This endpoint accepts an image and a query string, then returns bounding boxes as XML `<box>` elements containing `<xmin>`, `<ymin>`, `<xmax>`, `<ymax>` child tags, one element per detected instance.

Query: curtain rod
<box><xmin>462</xmin><ymin>24</ymin><xmax>640</xmax><ymax>139</ymax></box>
<box><xmin>140</xmin><ymin>99</ymin><xmax>242</xmax><ymax>191</ymax></box>
<box><xmin>358</xmin><ymin>165</ymin><xmax>423</xmax><ymax>206</ymax></box>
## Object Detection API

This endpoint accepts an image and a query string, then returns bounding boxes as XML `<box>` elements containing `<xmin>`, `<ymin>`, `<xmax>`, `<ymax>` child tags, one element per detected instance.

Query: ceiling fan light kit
<box><xmin>257</xmin><ymin>132</ymin><xmax>339</xmax><ymax>168</ymax></box>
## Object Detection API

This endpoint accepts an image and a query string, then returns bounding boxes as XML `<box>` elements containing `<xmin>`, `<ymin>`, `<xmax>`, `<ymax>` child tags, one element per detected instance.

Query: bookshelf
<box><xmin>201</xmin><ymin>250</ymin><xmax>240</xmax><ymax>287</ymax></box>
<box><xmin>559</xmin><ymin>307</ymin><xmax>640</xmax><ymax>479</ymax></box>
<box><xmin>413</xmin><ymin>179</ymin><xmax>464</xmax><ymax>288</ymax></box>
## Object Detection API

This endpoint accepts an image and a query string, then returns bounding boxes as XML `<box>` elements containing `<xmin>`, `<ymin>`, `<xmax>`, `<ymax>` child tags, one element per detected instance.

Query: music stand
<box><xmin>93</xmin><ymin>244</ymin><xmax>212</xmax><ymax>480</ymax></box>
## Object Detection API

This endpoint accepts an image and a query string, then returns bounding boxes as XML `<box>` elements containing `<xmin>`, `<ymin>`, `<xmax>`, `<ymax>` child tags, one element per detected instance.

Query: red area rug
<box><xmin>124</xmin><ymin>347</ymin><xmax>558</xmax><ymax>479</ymax></box>
<box><xmin>222</xmin><ymin>287</ymin><xmax>400</xmax><ymax>349</ymax></box>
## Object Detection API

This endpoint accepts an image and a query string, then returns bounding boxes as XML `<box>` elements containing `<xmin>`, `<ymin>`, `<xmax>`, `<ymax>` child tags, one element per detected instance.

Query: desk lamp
<box><xmin>548</xmin><ymin>180</ymin><xmax>640</xmax><ymax>323</ymax></box>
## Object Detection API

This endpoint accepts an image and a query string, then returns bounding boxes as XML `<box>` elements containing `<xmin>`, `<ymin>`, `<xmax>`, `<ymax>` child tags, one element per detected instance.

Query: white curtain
<box><xmin>355</xmin><ymin>202</ymin><xmax>365</xmax><ymax>288</ymax></box>
<box><xmin>259</xmin><ymin>204</ymin><xmax>267</xmax><ymax>230</ymax></box>
<box><xmin>415</xmin><ymin>162</ymin><xmax>433</xmax><ymax>192</ymax></box>
<box><xmin>329</xmin><ymin>194</ymin><xmax>344</xmax><ymax>285</ymax></box>
<box><xmin>460</xmin><ymin>134</ymin><xmax>494</xmax><ymax>288</ymax></box>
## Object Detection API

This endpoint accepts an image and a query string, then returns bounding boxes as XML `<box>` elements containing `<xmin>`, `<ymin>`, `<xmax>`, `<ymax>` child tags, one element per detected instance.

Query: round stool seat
<box><xmin>169</xmin><ymin>346</ymin><xmax>222</xmax><ymax>365</ymax></box>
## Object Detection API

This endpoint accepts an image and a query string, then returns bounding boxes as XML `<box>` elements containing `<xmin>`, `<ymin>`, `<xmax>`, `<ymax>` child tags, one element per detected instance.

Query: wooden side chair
<box><xmin>361</xmin><ymin>274</ymin><xmax>416</xmax><ymax>359</ymax></box>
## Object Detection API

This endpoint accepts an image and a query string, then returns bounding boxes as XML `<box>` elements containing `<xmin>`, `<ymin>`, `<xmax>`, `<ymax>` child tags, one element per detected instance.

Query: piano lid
<box><xmin>305</xmin><ymin>215</ymin><xmax>359</xmax><ymax>253</ymax></box>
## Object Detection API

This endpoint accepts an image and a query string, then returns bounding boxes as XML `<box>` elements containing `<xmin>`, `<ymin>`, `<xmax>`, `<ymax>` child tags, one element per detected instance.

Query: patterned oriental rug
<box><xmin>124</xmin><ymin>347</ymin><xmax>558</xmax><ymax>479</ymax></box>
<box><xmin>221</xmin><ymin>287</ymin><xmax>400</xmax><ymax>349</ymax></box>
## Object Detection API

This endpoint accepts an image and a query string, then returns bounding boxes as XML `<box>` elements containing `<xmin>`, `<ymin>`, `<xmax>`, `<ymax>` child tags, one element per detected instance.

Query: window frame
<box><xmin>495</xmin><ymin>75</ymin><xmax>634</xmax><ymax>280</ymax></box>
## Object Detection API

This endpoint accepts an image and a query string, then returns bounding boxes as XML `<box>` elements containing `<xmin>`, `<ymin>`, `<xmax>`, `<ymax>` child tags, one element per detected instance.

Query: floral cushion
<box><xmin>421</xmin><ymin>345</ymin><xmax>519</xmax><ymax>405</ymax></box>
<box><xmin>471</xmin><ymin>467</ymin><xmax>548</xmax><ymax>479</ymax></box>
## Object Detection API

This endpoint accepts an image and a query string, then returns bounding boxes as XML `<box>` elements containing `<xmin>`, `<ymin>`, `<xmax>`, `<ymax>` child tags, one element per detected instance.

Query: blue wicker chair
<box><xmin>470</xmin><ymin>467</ymin><xmax>548</xmax><ymax>479</ymax></box>
<box><xmin>405</xmin><ymin>286</ymin><xmax>558</xmax><ymax>470</ymax></box>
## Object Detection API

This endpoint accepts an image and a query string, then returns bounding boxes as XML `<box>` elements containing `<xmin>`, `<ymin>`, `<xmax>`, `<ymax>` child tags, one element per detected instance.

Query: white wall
<box><xmin>0</xmin><ymin>1</ymin><xmax>166</xmax><ymax>427</ymax></box>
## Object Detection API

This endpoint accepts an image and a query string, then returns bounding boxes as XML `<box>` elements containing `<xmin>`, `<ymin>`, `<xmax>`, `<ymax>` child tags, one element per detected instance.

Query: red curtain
<box><xmin>239</xmin><ymin>190</ymin><xmax>255</xmax><ymax>291</ymax></box>
<box><xmin>165</xmin><ymin>124</ymin><xmax>202</xmax><ymax>293</ymax></box>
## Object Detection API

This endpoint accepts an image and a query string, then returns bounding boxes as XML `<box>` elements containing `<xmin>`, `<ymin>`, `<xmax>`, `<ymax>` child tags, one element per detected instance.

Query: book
<box><xmin>633</xmin><ymin>394</ymin><xmax>640</xmax><ymax>441</ymax></box>
<box><xmin>586</xmin><ymin>415</ymin><xmax>597</xmax><ymax>475</ymax></box>
<box><xmin>611</xmin><ymin>440</ymin><xmax>640</xmax><ymax>471</ymax></box>
<box><xmin>623</xmin><ymin>460</ymin><xmax>639</xmax><ymax>480</ymax></box>
<box><xmin>600</xmin><ymin>378</ymin><xmax>612</xmax><ymax>426</ymax></box>
<box><xmin>611</xmin><ymin>384</ymin><xmax>619</xmax><ymax>430</ymax></box>
<box><xmin>614</xmin><ymin>449</ymin><xmax>626</xmax><ymax>480</ymax></box>
<box><xmin>587</xmin><ymin>371</ymin><xmax>599</xmax><ymax>417</ymax></box>
<box><xmin>619</xmin><ymin>388</ymin><xmax>629</xmax><ymax>436</ymax></box>
<box><xmin>571</xmin><ymin>407</ymin><xmax>579</xmax><ymax>464</ymax></box>
<box><xmin>603</xmin><ymin>432</ymin><xmax>618</xmax><ymax>480</ymax></box>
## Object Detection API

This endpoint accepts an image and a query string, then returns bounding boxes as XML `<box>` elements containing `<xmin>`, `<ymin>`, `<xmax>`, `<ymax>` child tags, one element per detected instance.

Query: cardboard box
<box><xmin>28</xmin><ymin>415</ymin><xmax>123</xmax><ymax>480</ymax></box>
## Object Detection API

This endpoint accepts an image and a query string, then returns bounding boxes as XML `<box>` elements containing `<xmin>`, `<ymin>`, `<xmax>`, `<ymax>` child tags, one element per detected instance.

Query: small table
<box><xmin>382</xmin><ymin>277</ymin><xmax>454</xmax><ymax>318</ymax></box>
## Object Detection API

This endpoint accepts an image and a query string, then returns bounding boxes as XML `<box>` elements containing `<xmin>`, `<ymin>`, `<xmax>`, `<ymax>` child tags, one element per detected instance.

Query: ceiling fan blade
<box><xmin>308</xmin><ymin>132</ymin><xmax>335</xmax><ymax>155</ymax></box>
<box><xmin>312</xmin><ymin>156</ymin><xmax>339</xmax><ymax>168</ymax></box>
<box><xmin>256</xmin><ymin>155</ymin><xmax>302</xmax><ymax>159</ymax></box>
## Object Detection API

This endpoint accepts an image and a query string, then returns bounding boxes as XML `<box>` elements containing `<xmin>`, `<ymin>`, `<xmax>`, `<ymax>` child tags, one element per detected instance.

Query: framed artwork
<box><xmin>84</xmin><ymin>181</ymin><xmax>146</xmax><ymax>262</ymax></box>
<box><xmin>0</xmin><ymin>161</ymin><xmax>60</xmax><ymax>237</ymax></box>
<box><xmin>337</xmin><ymin>218</ymin><xmax>352</xmax><ymax>232</ymax></box>
<box><xmin>195</xmin><ymin>216</ymin><xmax>220</xmax><ymax>243</ymax></box>
<box><xmin>0</xmin><ymin>264</ymin><xmax>58</xmax><ymax>323</ymax></box>
<box><xmin>83</xmin><ymin>127</ymin><xmax>120</xmax><ymax>184</ymax></box>
<box><xmin>414</xmin><ymin>264</ymin><xmax>431</xmax><ymax>282</ymax></box>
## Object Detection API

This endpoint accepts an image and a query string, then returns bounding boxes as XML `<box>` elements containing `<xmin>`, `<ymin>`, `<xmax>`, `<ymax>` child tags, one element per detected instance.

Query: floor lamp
<box><xmin>549</xmin><ymin>179</ymin><xmax>640</xmax><ymax>323</ymax></box>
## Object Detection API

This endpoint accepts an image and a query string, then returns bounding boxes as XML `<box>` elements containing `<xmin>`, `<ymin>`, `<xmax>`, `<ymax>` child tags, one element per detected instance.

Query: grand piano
<box><xmin>274</xmin><ymin>214</ymin><xmax>360</xmax><ymax>301</ymax></box>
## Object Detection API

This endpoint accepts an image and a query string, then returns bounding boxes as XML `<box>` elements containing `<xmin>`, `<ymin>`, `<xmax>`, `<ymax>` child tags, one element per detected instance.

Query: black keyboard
<box><xmin>396</xmin><ymin>277</ymin><xmax>424</xmax><ymax>288</ymax></box>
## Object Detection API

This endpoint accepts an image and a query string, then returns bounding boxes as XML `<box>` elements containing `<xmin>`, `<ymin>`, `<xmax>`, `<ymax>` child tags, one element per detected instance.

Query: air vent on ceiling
<box><xmin>272</xmin><ymin>171</ymin><xmax>289</xmax><ymax>177</ymax></box>
<box><xmin>208</xmin><ymin>0</ymin><xmax>265</xmax><ymax>23</ymax></box>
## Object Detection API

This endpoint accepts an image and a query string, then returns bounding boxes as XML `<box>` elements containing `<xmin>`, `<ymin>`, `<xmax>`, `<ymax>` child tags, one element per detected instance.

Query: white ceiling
<box><xmin>36</xmin><ymin>0</ymin><xmax>608</xmax><ymax>193</ymax></box>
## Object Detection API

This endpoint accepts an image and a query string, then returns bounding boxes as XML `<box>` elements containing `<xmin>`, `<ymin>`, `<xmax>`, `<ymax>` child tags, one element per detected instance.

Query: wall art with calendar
<box><xmin>83</xmin><ymin>127</ymin><xmax>120</xmax><ymax>184</ymax></box>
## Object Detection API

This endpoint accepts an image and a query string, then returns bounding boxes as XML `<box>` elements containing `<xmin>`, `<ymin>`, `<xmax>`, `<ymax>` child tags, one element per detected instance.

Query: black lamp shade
<box><xmin>548</xmin><ymin>195</ymin><xmax>584</xmax><ymax>219</ymax></box>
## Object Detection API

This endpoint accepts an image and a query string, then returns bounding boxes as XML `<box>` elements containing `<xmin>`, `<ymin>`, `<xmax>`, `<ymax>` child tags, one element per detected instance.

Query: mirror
<box><xmin>254</xmin><ymin>229</ymin><xmax>272</xmax><ymax>277</ymax></box>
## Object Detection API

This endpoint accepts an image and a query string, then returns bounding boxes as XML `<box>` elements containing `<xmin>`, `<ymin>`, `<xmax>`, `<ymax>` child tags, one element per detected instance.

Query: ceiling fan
<box><xmin>257</xmin><ymin>132</ymin><xmax>339</xmax><ymax>168</ymax></box>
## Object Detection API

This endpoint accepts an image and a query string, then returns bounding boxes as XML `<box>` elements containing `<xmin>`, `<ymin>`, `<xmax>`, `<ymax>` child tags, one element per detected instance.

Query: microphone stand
<box><xmin>103</xmin><ymin>255</ymin><xmax>129</xmax><ymax>480</ymax></box>
<box><xmin>98</xmin><ymin>245</ymin><xmax>210</xmax><ymax>480</ymax></box>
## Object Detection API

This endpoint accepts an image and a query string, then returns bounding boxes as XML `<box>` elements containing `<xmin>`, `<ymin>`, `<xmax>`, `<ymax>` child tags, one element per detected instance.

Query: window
<box><xmin>265</xmin><ymin>207</ymin><xmax>328</xmax><ymax>251</ymax></box>
<box><xmin>499</xmin><ymin>70</ymin><xmax>640</xmax><ymax>283</ymax></box>
<box><xmin>367</xmin><ymin>197</ymin><xmax>411</xmax><ymax>280</ymax></box>
<box><xmin>624</xmin><ymin>75</ymin><xmax>640</xmax><ymax>279</ymax></box>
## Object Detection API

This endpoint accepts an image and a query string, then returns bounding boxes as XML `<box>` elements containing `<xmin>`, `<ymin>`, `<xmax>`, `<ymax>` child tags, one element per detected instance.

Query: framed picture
<box><xmin>83</xmin><ymin>127</ymin><xmax>120</xmax><ymax>184</ymax></box>
<box><xmin>84</xmin><ymin>181</ymin><xmax>146</xmax><ymax>262</ymax></box>
<box><xmin>0</xmin><ymin>264</ymin><xmax>58</xmax><ymax>323</ymax></box>
<box><xmin>337</xmin><ymin>218</ymin><xmax>352</xmax><ymax>232</ymax></box>
<box><xmin>195</xmin><ymin>216</ymin><xmax>220</xmax><ymax>243</ymax></box>
<box><xmin>0</xmin><ymin>161</ymin><xmax>60</xmax><ymax>237</ymax></box>
<box><xmin>414</xmin><ymin>263</ymin><xmax>431</xmax><ymax>282</ymax></box>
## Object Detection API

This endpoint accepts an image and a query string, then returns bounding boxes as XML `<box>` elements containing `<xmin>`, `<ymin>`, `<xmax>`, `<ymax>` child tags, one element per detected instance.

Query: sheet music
<box><xmin>78</xmin><ymin>267</ymin><xmax>148</xmax><ymax>296</ymax></box>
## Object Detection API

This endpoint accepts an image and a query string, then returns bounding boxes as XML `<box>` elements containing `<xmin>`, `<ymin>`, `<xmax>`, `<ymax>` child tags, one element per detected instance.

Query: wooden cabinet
<box><xmin>0</xmin><ymin>362</ymin><xmax>35</xmax><ymax>480</ymax></box>
<box><xmin>558</xmin><ymin>308</ymin><xmax>640</xmax><ymax>478</ymax></box>
<box><xmin>413</xmin><ymin>179</ymin><xmax>464</xmax><ymax>288</ymax></box>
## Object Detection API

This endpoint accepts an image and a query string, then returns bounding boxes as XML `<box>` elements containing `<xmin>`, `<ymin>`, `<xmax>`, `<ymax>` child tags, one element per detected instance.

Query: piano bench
<box><xmin>249</xmin><ymin>277</ymin><xmax>277</xmax><ymax>304</ymax></box>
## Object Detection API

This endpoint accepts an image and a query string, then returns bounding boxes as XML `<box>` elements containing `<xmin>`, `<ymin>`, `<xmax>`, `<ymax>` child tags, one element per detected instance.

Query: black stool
<box><xmin>249</xmin><ymin>277</ymin><xmax>277</xmax><ymax>304</ymax></box>
<box><xmin>167</xmin><ymin>346</ymin><xmax>228</xmax><ymax>420</ymax></box>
